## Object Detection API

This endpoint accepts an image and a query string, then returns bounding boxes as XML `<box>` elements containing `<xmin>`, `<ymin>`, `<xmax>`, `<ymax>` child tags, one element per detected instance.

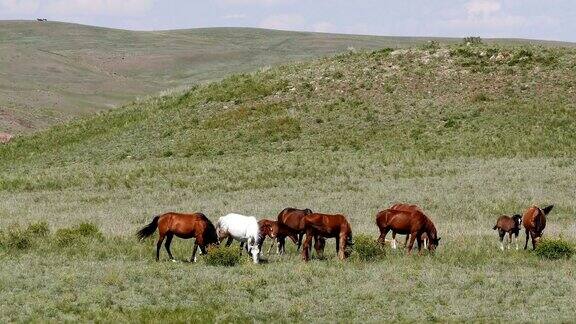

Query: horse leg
<box><xmin>314</xmin><ymin>236</ymin><xmax>326</xmax><ymax>259</ymax></box>
<box><xmin>278</xmin><ymin>237</ymin><xmax>286</xmax><ymax>255</ymax></box>
<box><xmin>156</xmin><ymin>233</ymin><xmax>165</xmax><ymax>261</ymax></box>
<box><xmin>499</xmin><ymin>230</ymin><xmax>505</xmax><ymax>251</ymax></box>
<box><xmin>406</xmin><ymin>232</ymin><xmax>417</xmax><ymax>255</ymax></box>
<box><xmin>191</xmin><ymin>242</ymin><xmax>199</xmax><ymax>263</ymax></box>
<box><xmin>531</xmin><ymin>232</ymin><xmax>537</xmax><ymax>250</ymax></box>
<box><xmin>391</xmin><ymin>232</ymin><xmax>397</xmax><ymax>249</ymax></box>
<box><xmin>524</xmin><ymin>229</ymin><xmax>529</xmax><ymax>250</ymax></box>
<box><xmin>404</xmin><ymin>234</ymin><xmax>409</xmax><ymax>248</ymax></box>
<box><xmin>164</xmin><ymin>233</ymin><xmax>175</xmax><ymax>261</ymax></box>
<box><xmin>296</xmin><ymin>233</ymin><xmax>304</xmax><ymax>252</ymax></box>
<box><xmin>416</xmin><ymin>235</ymin><xmax>423</xmax><ymax>255</ymax></box>
<box><xmin>507</xmin><ymin>233</ymin><xmax>513</xmax><ymax>250</ymax></box>
<box><xmin>337</xmin><ymin>233</ymin><xmax>347</xmax><ymax>260</ymax></box>
<box><xmin>267</xmin><ymin>237</ymin><xmax>276</xmax><ymax>255</ymax></box>
<box><xmin>225</xmin><ymin>237</ymin><xmax>233</xmax><ymax>247</ymax></box>
<box><xmin>515</xmin><ymin>233</ymin><xmax>519</xmax><ymax>250</ymax></box>
<box><xmin>302</xmin><ymin>231</ymin><xmax>313</xmax><ymax>261</ymax></box>
<box><xmin>377</xmin><ymin>227</ymin><xmax>390</xmax><ymax>246</ymax></box>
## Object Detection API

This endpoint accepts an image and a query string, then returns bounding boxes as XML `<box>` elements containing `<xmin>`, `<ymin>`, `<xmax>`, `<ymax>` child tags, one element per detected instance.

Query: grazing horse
<box><xmin>136</xmin><ymin>212</ymin><xmax>219</xmax><ymax>262</ymax></box>
<box><xmin>217</xmin><ymin>213</ymin><xmax>261</xmax><ymax>263</ymax></box>
<box><xmin>522</xmin><ymin>205</ymin><xmax>553</xmax><ymax>250</ymax></box>
<box><xmin>388</xmin><ymin>203</ymin><xmax>429</xmax><ymax>249</ymax></box>
<box><xmin>300</xmin><ymin>213</ymin><xmax>353</xmax><ymax>261</ymax></box>
<box><xmin>493</xmin><ymin>214</ymin><xmax>522</xmax><ymax>250</ymax></box>
<box><xmin>258</xmin><ymin>219</ymin><xmax>299</xmax><ymax>255</ymax></box>
<box><xmin>276</xmin><ymin>207</ymin><xmax>316</xmax><ymax>251</ymax></box>
<box><xmin>376</xmin><ymin>207</ymin><xmax>440</xmax><ymax>254</ymax></box>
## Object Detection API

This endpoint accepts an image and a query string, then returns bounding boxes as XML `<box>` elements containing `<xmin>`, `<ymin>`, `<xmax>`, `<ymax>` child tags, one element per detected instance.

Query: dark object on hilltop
<box><xmin>463</xmin><ymin>36</ymin><xmax>482</xmax><ymax>45</ymax></box>
<box><xmin>36</xmin><ymin>18</ymin><xmax>48</xmax><ymax>22</ymax></box>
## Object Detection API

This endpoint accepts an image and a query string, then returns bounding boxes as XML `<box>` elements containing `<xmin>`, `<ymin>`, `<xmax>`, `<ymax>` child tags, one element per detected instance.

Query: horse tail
<box><xmin>137</xmin><ymin>215</ymin><xmax>160</xmax><ymax>240</ymax></box>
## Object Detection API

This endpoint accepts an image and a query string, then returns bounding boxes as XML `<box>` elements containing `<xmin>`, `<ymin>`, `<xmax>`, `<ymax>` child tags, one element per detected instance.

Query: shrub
<box><xmin>351</xmin><ymin>234</ymin><xmax>385</xmax><ymax>261</ymax></box>
<box><xmin>204</xmin><ymin>245</ymin><xmax>241</xmax><ymax>267</ymax></box>
<box><xmin>54</xmin><ymin>222</ymin><xmax>104</xmax><ymax>247</ymax></box>
<box><xmin>0</xmin><ymin>227</ymin><xmax>32</xmax><ymax>250</ymax></box>
<box><xmin>535</xmin><ymin>239</ymin><xmax>575</xmax><ymax>260</ymax></box>
<box><xmin>26</xmin><ymin>222</ymin><xmax>49</xmax><ymax>236</ymax></box>
<box><xmin>463</xmin><ymin>36</ymin><xmax>482</xmax><ymax>45</ymax></box>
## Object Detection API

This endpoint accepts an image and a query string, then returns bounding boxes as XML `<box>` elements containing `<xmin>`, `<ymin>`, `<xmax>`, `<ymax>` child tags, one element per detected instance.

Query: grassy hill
<box><xmin>0</xmin><ymin>20</ymin><xmax>460</xmax><ymax>134</ymax></box>
<box><xmin>1</xmin><ymin>42</ymin><xmax>576</xmax><ymax>321</ymax></box>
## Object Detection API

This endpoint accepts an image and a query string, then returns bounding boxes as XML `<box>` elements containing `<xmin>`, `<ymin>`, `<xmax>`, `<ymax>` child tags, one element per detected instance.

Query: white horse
<box><xmin>216</xmin><ymin>213</ymin><xmax>261</xmax><ymax>264</ymax></box>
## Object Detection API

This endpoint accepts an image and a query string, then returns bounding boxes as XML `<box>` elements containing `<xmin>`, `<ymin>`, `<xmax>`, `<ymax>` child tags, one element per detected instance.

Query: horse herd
<box><xmin>136</xmin><ymin>203</ymin><xmax>554</xmax><ymax>264</ymax></box>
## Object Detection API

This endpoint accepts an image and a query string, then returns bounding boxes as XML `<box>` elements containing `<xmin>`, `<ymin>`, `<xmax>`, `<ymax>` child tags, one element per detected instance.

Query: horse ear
<box><xmin>542</xmin><ymin>205</ymin><xmax>554</xmax><ymax>215</ymax></box>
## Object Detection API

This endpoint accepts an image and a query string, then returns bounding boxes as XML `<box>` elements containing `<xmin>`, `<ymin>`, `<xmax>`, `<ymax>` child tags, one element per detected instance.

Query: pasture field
<box><xmin>0</xmin><ymin>20</ymin><xmax>453</xmax><ymax>134</ymax></box>
<box><xmin>1</xmin><ymin>42</ymin><xmax>576</xmax><ymax>322</ymax></box>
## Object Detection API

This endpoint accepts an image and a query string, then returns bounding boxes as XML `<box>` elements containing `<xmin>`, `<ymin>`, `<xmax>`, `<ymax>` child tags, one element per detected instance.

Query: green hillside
<box><xmin>0</xmin><ymin>20</ymin><xmax>456</xmax><ymax>134</ymax></box>
<box><xmin>1</xmin><ymin>42</ymin><xmax>576</xmax><ymax>321</ymax></box>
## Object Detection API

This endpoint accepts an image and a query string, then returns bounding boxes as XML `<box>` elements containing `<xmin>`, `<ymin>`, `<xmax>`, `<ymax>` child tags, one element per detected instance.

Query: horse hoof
<box><xmin>171</xmin><ymin>259</ymin><xmax>177</xmax><ymax>263</ymax></box>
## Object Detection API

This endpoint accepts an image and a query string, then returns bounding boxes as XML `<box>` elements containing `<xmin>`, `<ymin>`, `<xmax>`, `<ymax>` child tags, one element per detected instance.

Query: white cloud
<box><xmin>259</xmin><ymin>13</ymin><xmax>304</xmax><ymax>30</ymax></box>
<box><xmin>0</xmin><ymin>0</ymin><xmax>39</xmax><ymax>14</ymax></box>
<box><xmin>311</xmin><ymin>21</ymin><xmax>334</xmax><ymax>33</ymax></box>
<box><xmin>45</xmin><ymin>0</ymin><xmax>154</xmax><ymax>17</ymax></box>
<box><xmin>465</xmin><ymin>0</ymin><xmax>501</xmax><ymax>16</ymax></box>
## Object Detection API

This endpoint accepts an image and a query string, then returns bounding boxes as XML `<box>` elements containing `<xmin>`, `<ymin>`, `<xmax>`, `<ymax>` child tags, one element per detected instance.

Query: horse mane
<box><xmin>198</xmin><ymin>213</ymin><xmax>219</xmax><ymax>244</ymax></box>
<box><xmin>419</xmin><ymin>211</ymin><xmax>437</xmax><ymax>239</ymax></box>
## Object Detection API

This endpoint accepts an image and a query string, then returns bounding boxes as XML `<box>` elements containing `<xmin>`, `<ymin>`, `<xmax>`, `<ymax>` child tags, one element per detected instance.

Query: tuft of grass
<box><xmin>535</xmin><ymin>239</ymin><xmax>575</xmax><ymax>260</ymax></box>
<box><xmin>351</xmin><ymin>234</ymin><xmax>386</xmax><ymax>261</ymax></box>
<box><xmin>203</xmin><ymin>245</ymin><xmax>241</xmax><ymax>267</ymax></box>
<box><xmin>0</xmin><ymin>222</ymin><xmax>50</xmax><ymax>251</ymax></box>
<box><xmin>54</xmin><ymin>222</ymin><xmax>104</xmax><ymax>248</ymax></box>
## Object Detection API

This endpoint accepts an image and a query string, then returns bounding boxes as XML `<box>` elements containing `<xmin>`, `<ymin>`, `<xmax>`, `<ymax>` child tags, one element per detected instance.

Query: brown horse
<box><xmin>300</xmin><ymin>213</ymin><xmax>353</xmax><ymax>261</ymax></box>
<box><xmin>522</xmin><ymin>205</ymin><xmax>553</xmax><ymax>250</ymax></box>
<box><xmin>376</xmin><ymin>207</ymin><xmax>440</xmax><ymax>254</ymax></box>
<box><xmin>493</xmin><ymin>214</ymin><xmax>522</xmax><ymax>250</ymax></box>
<box><xmin>137</xmin><ymin>212</ymin><xmax>219</xmax><ymax>262</ymax></box>
<box><xmin>258</xmin><ymin>219</ymin><xmax>299</xmax><ymax>254</ymax></box>
<box><xmin>388</xmin><ymin>203</ymin><xmax>428</xmax><ymax>248</ymax></box>
<box><xmin>276</xmin><ymin>207</ymin><xmax>313</xmax><ymax>250</ymax></box>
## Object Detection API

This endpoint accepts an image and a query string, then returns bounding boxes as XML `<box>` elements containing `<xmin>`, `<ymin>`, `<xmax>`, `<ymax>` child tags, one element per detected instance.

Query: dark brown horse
<box><xmin>376</xmin><ymin>207</ymin><xmax>440</xmax><ymax>254</ymax></box>
<box><xmin>493</xmin><ymin>214</ymin><xmax>522</xmax><ymax>250</ymax></box>
<box><xmin>258</xmin><ymin>219</ymin><xmax>299</xmax><ymax>254</ymax></box>
<box><xmin>137</xmin><ymin>212</ymin><xmax>219</xmax><ymax>262</ymax></box>
<box><xmin>276</xmin><ymin>207</ymin><xmax>313</xmax><ymax>251</ymax></box>
<box><xmin>522</xmin><ymin>205</ymin><xmax>553</xmax><ymax>250</ymax></box>
<box><xmin>300</xmin><ymin>213</ymin><xmax>353</xmax><ymax>261</ymax></box>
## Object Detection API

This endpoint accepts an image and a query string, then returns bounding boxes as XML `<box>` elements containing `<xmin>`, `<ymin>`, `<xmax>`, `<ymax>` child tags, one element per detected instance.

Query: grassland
<box><xmin>1</xmin><ymin>41</ymin><xmax>576</xmax><ymax>322</ymax></box>
<box><xmin>1</xmin><ymin>20</ymin><xmax>457</xmax><ymax>134</ymax></box>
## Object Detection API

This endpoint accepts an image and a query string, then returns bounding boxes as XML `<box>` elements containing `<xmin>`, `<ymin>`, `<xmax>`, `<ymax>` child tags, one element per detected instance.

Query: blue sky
<box><xmin>1</xmin><ymin>0</ymin><xmax>574</xmax><ymax>42</ymax></box>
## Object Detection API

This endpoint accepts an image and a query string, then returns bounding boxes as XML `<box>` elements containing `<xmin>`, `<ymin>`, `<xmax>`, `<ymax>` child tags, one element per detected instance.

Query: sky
<box><xmin>0</xmin><ymin>0</ymin><xmax>575</xmax><ymax>42</ymax></box>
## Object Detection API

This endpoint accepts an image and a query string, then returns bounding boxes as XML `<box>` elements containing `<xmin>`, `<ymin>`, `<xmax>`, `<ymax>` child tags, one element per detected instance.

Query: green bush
<box><xmin>54</xmin><ymin>222</ymin><xmax>104</xmax><ymax>248</ymax></box>
<box><xmin>204</xmin><ymin>245</ymin><xmax>241</xmax><ymax>267</ymax></box>
<box><xmin>0</xmin><ymin>227</ymin><xmax>32</xmax><ymax>250</ymax></box>
<box><xmin>351</xmin><ymin>234</ymin><xmax>385</xmax><ymax>261</ymax></box>
<box><xmin>0</xmin><ymin>222</ymin><xmax>49</xmax><ymax>250</ymax></box>
<box><xmin>535</xmin><ymin>239</ymin><xmax>575</xmax><ymax>260</ymax></box>
<box><xmin>26</xmin><ymin>222</ymin><xmax>49</xmax><ymax>236</ymax></box>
